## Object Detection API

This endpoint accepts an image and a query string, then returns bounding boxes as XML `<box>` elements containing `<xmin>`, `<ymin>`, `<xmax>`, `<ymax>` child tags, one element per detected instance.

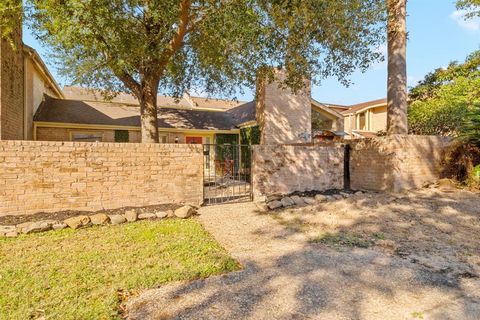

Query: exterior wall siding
<box><xmin>252</xmin><ymin>145</ymin><xmax>344</xmax><ymax>198</ymax></box>
<box><xmin>0</xmin><ymin>140</ymin><xmax>203</xmax><ymax>216</ymax></box>
<box><xmin>24</xmin><ymin>59</ymin><xmax>62</xmax><ymax>140</ymax></box>
<box><xmin>0</xmin><ymin>25</ymin><xmax>25</xmax><ymax>140</ymax></box>
<box><xmin>371</xmin><ymin>106</ymin><xmax>387</xmax><ymax>132</ymax></box>
<box><xmin>350</xmin><ymin>135</ymin><xmax>450</xmax><ymax>192</ymax></box>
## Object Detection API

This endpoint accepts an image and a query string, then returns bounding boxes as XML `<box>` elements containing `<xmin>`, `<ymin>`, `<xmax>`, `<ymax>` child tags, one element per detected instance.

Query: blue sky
<box><xmin>23</xmin><ymin>0</ymin><xmax>480</xmax><ymax>105</ymax></box>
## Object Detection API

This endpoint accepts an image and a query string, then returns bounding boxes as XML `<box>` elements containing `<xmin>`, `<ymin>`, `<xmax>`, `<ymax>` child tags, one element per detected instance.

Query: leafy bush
<box><xmin>240</xmin><ymin>125</ymin><xmax>261</xmax><ymax>145</ymax></box>
<box><xmin>460</xmin><ymin>102</ymin><xmax>480</xmax><ymax>147</ymax></box>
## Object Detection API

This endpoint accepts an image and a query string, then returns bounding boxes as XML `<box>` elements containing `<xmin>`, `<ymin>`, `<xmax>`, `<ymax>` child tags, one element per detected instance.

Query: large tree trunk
<box><xmin>138</xmin><ymin>79</ymin><xmax>160</xmax><ymax>143</ymax></box>
<box><xmin>387</xmin><ymin>0</ymin><xmax>408</xmax><ymax>135</ymax></box>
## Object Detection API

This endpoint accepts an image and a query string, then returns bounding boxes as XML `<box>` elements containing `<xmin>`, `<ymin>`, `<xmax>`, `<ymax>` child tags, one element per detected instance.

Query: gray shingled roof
<box><xmin>35</xmin><ymin>96</ymin><xmax>244</xmax><ymax>131</ymax></box>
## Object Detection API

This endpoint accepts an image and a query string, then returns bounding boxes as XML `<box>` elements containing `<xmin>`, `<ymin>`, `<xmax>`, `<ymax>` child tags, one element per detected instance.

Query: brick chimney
<box><xmin>0</xmin><ymin>5</ymin><xmax>25</xmax><ymax>140</ymax></box>
<box><xmin>255</xmin><ymin>69</ymin><xmax>311</xmax><ymax>145</ymax></box>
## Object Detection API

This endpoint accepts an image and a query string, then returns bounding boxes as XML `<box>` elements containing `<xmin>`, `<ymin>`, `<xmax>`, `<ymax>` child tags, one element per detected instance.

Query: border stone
<box><xmin>124</xmin><ymin>210</ymin><xmax>138</xmax><ymax>222</ymax></box>
<box><xmin>155</xmin><ymin>211</ymin><xmax>169</xmax><ymax>219</ymax></box>
<box><xmin>290</xmin><ymin>195</ymin><xmax>304</xmax><ymax>205</ymax></box>
<box><xmin>109</xmin><ymin>215</ymin><xmax>126</xmax><ymax>225</ymax></box>
<box><xmin>64</xmin><ymin>216</ymin><xmax>91</xmax><ymax>229</ymax></box>
<box><xmin>90</xmin><ymin>213</ymin><xmax>110</xmax><ymax>225</ymax></box>
<box><xmin>267</xmin><ymin>200</ymin><xmax>283</xmax><ymax>210</ymax></box>
<box><xmin>138</xmin><ymin>213</ymin><xmax>156</xmax><ymax>220</ymax></box>
<box><xmin>281</xmin><ymin>197</ymin><xmax>295</xmax><ymax>207</ymax></box>
<box><xmin>174</xmin><ymin>205</ymin><xmax>196</xmax><ymax>219</ymax></box>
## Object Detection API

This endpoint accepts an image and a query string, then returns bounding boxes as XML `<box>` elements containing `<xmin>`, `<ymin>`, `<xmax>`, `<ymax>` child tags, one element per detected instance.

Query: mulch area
<box><xmin>0</xmin><ymin>203</ymin><xmax>181</xmax><ymax>226</ymax></box>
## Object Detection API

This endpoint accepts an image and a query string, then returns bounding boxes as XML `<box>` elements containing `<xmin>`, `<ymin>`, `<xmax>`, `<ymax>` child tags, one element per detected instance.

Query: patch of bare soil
<box><xmin>0</xmin><ymin>203</ymin><xmax>181</xmax><ymax>226</ymax></box>
<box><xmin>273</xmin><ymin>188</ymin><xmax>480</xmax><ymax>279</ymax></box>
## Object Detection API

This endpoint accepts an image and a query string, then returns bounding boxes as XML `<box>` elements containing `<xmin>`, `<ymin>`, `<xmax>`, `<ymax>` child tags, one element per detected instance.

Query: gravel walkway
<box><xmin>127</xmin><ymin>201</ymin><xmax>480</xmax><ymax>320</ymax></box>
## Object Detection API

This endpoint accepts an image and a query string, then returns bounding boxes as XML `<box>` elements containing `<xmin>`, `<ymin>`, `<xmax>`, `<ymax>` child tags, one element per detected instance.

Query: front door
<box><xmin>186</xmin><ymin>136</ymin><xmax>203</xmax><ymax>144</ymax></box>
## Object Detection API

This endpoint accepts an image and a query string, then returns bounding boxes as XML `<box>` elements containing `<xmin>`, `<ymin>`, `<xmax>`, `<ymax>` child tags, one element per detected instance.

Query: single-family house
<box><xmin>342</xmin><ymin>98</ymin><xmax>388</xmax><ymax>138</ymax></box>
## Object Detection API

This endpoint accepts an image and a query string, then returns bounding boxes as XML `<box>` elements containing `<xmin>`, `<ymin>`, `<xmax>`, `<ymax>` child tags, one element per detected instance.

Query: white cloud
<box><xmin>450</xmin><ymin>9</ymin><xmax>480</xmax><ymax>32</ymax></box>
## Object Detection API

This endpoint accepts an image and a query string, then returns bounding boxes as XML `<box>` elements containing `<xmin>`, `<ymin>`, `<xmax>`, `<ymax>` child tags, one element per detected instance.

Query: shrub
<box><xmin>114</xmin><ymin>130</ymin><xmax>129</xmax><ymax>142</ymax></box>
<box><xmin>442</xmin><ymin>142</ymin><xmax>480</xmax><ymax>186</ymax></box>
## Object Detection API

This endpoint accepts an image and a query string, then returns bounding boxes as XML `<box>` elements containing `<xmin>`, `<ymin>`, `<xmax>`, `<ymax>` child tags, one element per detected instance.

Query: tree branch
<box><xmin>153</xmin><ymin>0</ymin><xmax>192</xmax><ymax>77</ymax></box>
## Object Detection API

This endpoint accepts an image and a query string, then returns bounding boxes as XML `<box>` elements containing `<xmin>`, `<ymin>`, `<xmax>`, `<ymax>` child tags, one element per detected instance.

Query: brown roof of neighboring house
<box><xmin>341</xmin><ymin>98</ymin><xmax>387</xmax><ymax>115</ymax></box>
<box><xmin>34</xmin><ymin>96</ymin><xmax>242</xmax><ymax>131</ymax></box>
<box><xmin>190</xmin><ymin>96</ymin><xmax>247</xmax><ymax>111</ymax></box>
<box><xmin>226</xmin><ymin>101</ymin><xmax>256</xmax><ymax>126</ymax></box>
<box><xmin>62</xmin><ymin>86</ymin><xmax>247</xmax><ymax>111</ymax></box>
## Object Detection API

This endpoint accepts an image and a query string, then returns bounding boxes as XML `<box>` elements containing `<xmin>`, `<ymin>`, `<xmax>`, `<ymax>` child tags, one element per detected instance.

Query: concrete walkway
<box><xmin>127</xmin><ymin>202</ymin><xmax>480</xmax><ymax>320</ymax></box>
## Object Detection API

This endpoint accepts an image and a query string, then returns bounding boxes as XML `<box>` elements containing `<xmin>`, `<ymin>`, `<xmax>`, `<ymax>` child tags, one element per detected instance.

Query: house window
<box><xmin>71</xmin><ymin>132</ymin><xmax>103</xmax><ymax>142</ymax></box>
<box><xmin>160</xmin><ymin>135</ymin><xmax>167</xmax><ymax>143</ymax></box>
<box><xmin>359</xmin><ymin>113</ymin><xmax>366</xmax><ymax>131</ymax></box>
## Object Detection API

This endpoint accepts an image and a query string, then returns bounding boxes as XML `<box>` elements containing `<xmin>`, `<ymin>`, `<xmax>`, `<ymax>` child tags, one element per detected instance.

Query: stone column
<box><xmin>255</xmin><ymin>69</ymin><xmax>311</xmax><ymax>145</ymax></box>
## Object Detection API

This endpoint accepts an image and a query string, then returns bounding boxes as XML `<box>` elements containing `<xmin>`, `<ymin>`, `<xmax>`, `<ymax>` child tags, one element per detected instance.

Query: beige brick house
<box><xmin>0</xmin><ymin>24</ymin><xmax>63</xmax><ymax>141</ymax></box>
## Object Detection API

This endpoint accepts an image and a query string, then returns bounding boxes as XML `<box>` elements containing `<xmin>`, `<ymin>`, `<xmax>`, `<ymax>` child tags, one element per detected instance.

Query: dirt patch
<box><xmin>272</xmin><ymin>188</ymin><xmax>480</xmax><ymax>278</ymax></box>
<box><xmin>0</xmin><ymin>203</ymin><xmax>181</xmax><ymax>226</ymax></box>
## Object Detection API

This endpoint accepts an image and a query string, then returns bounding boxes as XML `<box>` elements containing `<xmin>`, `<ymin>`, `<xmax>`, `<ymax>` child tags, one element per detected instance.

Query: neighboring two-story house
<box><xmin>342</xmin><ymin>98</ymin><xmax>388</xmax><ymax>138</ymax></box>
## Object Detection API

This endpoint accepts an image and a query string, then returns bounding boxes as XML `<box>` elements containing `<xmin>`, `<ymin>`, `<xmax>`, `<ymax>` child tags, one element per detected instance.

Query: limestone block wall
<box><xmin>0</xmin><ymin>141</ymin><xmax>203</xmax><ymax>216</ymax></box>
<box><xmin>252</xmin><ymin>145</ymin><xmax>344</xmax><ymax>198</ymax></box>
<box><xmin>350</xmin><ymin>135</ymin><xmax>451</xmax><ymax>192</ymax></box>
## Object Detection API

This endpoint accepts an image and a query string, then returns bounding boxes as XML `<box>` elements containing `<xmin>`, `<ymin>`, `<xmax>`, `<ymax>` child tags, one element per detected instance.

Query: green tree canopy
<box><xmin>408</xmin><ymin>51</ymin><xmax>480</xmax><ymax>136</ymax></box>
<box><xmin>1</xmin><ymin>0</ymin><xmax>386</xmax><ymax>142</ymax></box>
<box><xmin>457</xmin><ymin>0</ymin><xmax>480</xmax><ymax>17</ymax></box>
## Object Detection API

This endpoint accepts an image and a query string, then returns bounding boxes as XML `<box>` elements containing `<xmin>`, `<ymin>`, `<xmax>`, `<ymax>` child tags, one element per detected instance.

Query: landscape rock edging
<box><xmin>0</xmin><ymin>205</ymin><xmax>198</xmax><ymax>238</ymax></box>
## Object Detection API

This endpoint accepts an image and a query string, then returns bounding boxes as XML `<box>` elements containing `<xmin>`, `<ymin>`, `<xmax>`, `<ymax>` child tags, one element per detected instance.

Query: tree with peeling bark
<box><xmin>1</xmin><ymin>0</ymin><xmax>386</xmax><ymax>143</ymax></box>
<box><xmin>387</xmin><ymin>0</ymin><xmax>408</xmax><ymax>135</ymax></box>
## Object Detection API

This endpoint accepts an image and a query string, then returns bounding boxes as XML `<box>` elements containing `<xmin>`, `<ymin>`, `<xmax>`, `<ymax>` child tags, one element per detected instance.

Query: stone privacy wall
<box><xmin>252</xmin><ymin>145</ymin><xmax>344</xmax><ymax>198</ymax></box>
<box><xmin>0</xmin><ymin>22</ymin><xmax>25</xmax><ymax>140</ymax></box>
<box><xmin>0</xmin><ymin>141</ymin><xmax>203</xmax><ymax>217</ymax></box>
<box><xmin>349</xmin><ymin>135</ymin><xmax>451</xmax><ymax>192</ymax></box>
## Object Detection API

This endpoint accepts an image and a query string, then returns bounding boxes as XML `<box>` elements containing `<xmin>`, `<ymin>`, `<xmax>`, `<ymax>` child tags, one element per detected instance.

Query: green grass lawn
<box><xmin>0</xmin><ymin>219</ymin><xmax>239</xmax><ymax>320</ymax></box>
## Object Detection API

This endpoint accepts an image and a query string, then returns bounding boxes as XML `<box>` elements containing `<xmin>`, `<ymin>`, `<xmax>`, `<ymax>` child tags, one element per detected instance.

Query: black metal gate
<box><xmin>203</xmin><ymin>144</ymin><xmax>252</xmax><ymax>205</ymax></box>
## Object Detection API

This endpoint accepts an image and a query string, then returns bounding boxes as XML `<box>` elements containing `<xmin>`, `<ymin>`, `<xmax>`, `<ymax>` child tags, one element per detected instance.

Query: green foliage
<box><xmin>215</xmin><ymin>134</ymin><xmax>238</xmax><ymax>162</ymax></box>
<box><xmin>1</xmin><ymin>0</ymin><xmax>386</xmax><ymax>141</ymax></box>
<box><xmin>2</xmin><ymin>0</ymin><xmax>386</xmax><ymax>98</ymax></box>
<box><xmin>473</xmin><ymin>164</ymin><xmax>480</xmax><ymax>182</ymax></box>
<box><xmin>409</xmin><ymin>51</ymin><xmax>480</xmax><ymax>102</ymax></box>
<box><xmin>0</xmin><ymin>0</ymin><xmax>22</xmax><ymax>47</ymax></box>
<box><xmin>311</xmin><ymin>111</ymin><xmax>327</xmax><ymax>131</ymax></box>
<box><xmin>408</xmin><ymin>51</ymin><xmax>480</xmax><ymax>136</ymax></box>
<box><xmin>460</xmin><ymin>102</ymin><xmax>480</xmax><ymax>146</ymax></box>
<box><xmin>240</xmin><ymin>125</ymin><xmax>261</xmax><ymax>145</ymax></box>
<box><xmin>114</xmin><ymin>130</ymin><xmax>129</xmax><ymax>143</ymax></box>
<box><xmin>0</xmin><ymin>219</ymin><xmax>239</xmax><ymax>319</ymax></box>
<box><xmin>457</xmin><ymin>0</ymin><xmax>480</xmax><ymax>18</ymax></box>
<box><xmin>311</xmin><ymin>232</ymin><xmax>371</xmax><ymax>248</ymax></box>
